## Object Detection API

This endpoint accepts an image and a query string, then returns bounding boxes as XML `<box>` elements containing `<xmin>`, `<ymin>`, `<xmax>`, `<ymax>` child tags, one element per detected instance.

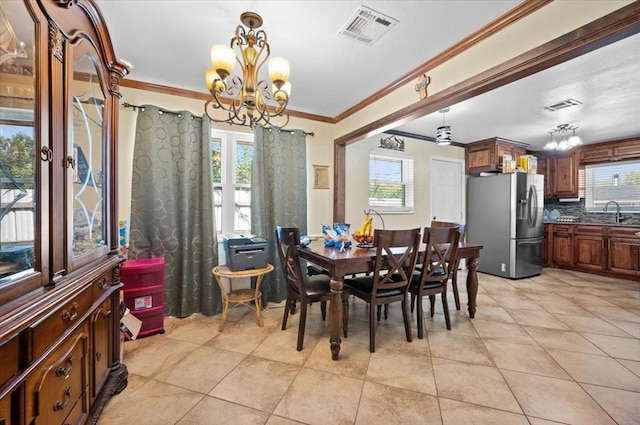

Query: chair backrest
<box><xmin>431</xmin><ymin>220</ymin><xmax>466</xmax><ymax>242</ymax></box>
<box><xmin>275</xmin><ymin>226</ymin><xmax>306</xmax><ymax>299</ymax></box>
<box><xmin>371</xmin><ymin>228</ymin><xmax>421</xmax><ymax>296</ymax></box>
<box><xmin>420</xmin><ymin>226</ymin><xmax>461</xmax><ymax>285</ymax></box>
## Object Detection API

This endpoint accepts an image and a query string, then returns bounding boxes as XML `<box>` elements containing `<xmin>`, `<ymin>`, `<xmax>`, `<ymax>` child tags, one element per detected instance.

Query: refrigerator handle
<box><xmin>528</xmin><ymin>185</ymin><xmax>538</xmax><ymax>228</ymax></box>
<box><xmin>517</xmin><ymin>239</ymin><xmax>542</xmax><ymax>245</ymax></box>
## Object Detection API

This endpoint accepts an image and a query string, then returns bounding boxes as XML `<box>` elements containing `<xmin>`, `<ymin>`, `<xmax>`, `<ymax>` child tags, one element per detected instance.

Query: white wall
<box><xmin>345</xmin><ymin>135</ymin><xmax>464</xmax><ymax>232</ymax></box>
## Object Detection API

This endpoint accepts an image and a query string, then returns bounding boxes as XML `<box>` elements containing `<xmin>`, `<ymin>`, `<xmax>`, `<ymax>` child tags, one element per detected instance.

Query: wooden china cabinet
<box><xmin>0</xmin><ymin>1</ymin><xmax>129</xmax><ymax>424</ymax></box>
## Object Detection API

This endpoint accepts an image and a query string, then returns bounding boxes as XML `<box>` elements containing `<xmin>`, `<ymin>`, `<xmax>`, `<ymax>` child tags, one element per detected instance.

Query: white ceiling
<box><xmin>96</xmin><ymin>1</ymin><xmax>640</xmax><ymax>151</ymax></box>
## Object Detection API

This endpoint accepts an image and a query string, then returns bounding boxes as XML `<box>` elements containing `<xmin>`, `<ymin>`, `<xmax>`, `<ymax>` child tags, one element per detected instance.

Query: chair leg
<box><xmin>416</xmin><ymin>294</ymin><xmax>424</xmax><ymax>339</ymax></box>
<box><xmin>369</xmin><ymin>304</ymin><xmax>377</xmax><ymax>353</ymax></box>
<box><xmin>410</xmin><ymin>294</ymin><xmax>416</xmax><ymax>313</ymax></box>
<box><xmin>342</xmin><ymin>292</ymin><xmax>349</xmax><ymax>338</ymax></box>
<box><xmin>290</xmin><ymin>299</ymin><xmax>297</xmax><ymax>315</ymax></box>
<box><xmin>429</xmin><ymin>295</ymin><xmax>436</xmax><ymax>317</ymax></box>
<box><xmin>282</xmin><ymin>296</ymin><xmax>292</xmax><ymax>331</ymax></box>
<box><xmin>452</xmin><ymin>264</ymin><xmax>461</xmax><ymax>311</ymax></box>
<box><xmin>320</xmin><ymin>300</ymin><xmax>327</xmax><ymax>321</ymax></box>
<box><xmin>402</xmin><ymin>297</ymin><xmax>412</xmax><ymax>343</ymax></box>
<box><xmin>442</xmin><ymin>292</ymin><xmax>451</xmax><ymax>330</ymax></box>
<box><xmin>376</xmin><ymin>304</ymin><xmax>382</xmax><ymax>322</ymax></box>
<box><xmin>297</xmin><ymin>302</ymin><xmax>308</xmax><ymax>351</ymax></box>
<box><xmin>384</xmin><ymin>303</ymin><xmax>389</xmax><ymax>320</ymax></box>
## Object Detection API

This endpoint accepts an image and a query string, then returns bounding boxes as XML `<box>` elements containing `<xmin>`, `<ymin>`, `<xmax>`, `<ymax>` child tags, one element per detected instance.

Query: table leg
<box><xmin>328</xmin><ymin>276</ymin><xmax>343</xmax><ymax>361</ymax></box>
<box><xmin>466</xmin><ymin>256</ymin><xmax>479</xmax><ymax>318</ymax></box>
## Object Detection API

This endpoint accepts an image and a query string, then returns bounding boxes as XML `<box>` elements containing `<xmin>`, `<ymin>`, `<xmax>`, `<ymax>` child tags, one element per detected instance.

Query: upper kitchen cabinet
<box><xmin>465</xmin><ymin>137</ymin><xmax>527</xmax><ymax>174</ymax></box>
<box><xmin>535</xmin><ymin>150</ymin><xmax>579</xmax><ymax>198</ymax></box>
<box><xmin>1</xmin><ymin>1</ymin><xmax>129</xmax><ymax>423</ymax></box>
<box><xmin>579</xmin><ymin>137</ymin><xmax>640</xmax><ymax>164</ymax></box>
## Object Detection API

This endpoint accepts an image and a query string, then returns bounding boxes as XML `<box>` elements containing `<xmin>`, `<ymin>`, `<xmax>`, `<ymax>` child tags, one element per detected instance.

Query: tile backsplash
<box><xmin>544</xmin><ymin>198</ymin><xmax>640</xmax><ymax>226</ymax></box>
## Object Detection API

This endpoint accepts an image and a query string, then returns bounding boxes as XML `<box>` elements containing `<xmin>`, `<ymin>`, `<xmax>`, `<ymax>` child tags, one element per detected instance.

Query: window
<box><xmin>368</xmin><ymin>150</ymin><xmax>414</xmax><ymax>212</ymax></box>
<box><xmin>211</xmin><ymin>129</ymin><xmax>253</xmax><ymax>235</ymax></box>
<box><xmin>584</xmin><ymin>160</ymin><xmax>640</xmax><ymax>212</ymax></box>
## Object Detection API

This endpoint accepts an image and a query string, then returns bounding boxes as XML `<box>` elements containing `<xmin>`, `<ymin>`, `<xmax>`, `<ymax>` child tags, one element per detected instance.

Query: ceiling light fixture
<box><xmin>544</xmin><ymin>124</ymin><xmax>581</xmax><ymax>151</ymax></box>
<box><xmin>205</xmin><ymin>12</ymin><xmax>291</xmax><ymax>129</ymax></box>
<box><xmin>436</xmin><ymin>108</ymin><xmax>451</xmax><ymax>145</ymax></box>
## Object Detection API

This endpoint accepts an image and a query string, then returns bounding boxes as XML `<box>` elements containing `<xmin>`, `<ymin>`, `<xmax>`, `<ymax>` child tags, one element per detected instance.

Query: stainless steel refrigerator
<box><xmin>467</xmin><ymin>173</ymin><xmax>544</xmax><ymax>279</ymax></box>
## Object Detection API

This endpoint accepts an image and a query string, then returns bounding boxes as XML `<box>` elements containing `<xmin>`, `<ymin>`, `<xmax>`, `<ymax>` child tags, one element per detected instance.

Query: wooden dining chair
<box><xmin>430</xmin><ymin>220</ymin><xmax>466</xmax><ymax>311</ymax></box>
<box><xmin>411</xmin><ymin>226</ymin><xmax>460</xmax><ymax>338</ymax></box>
<box><xmin>275</xmin><ymin>226</ymin><xmax>344</xmax><ymax>351</ymax></box>
<box><xmin>343</xmin><ymin>228</ymin><xmax>421</xmax><ymax>353</ymax></box>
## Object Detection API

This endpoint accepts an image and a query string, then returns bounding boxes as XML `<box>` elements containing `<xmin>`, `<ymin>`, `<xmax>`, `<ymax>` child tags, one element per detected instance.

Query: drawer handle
<box><xmin>53</xmin><ymin>386</ymin><xmax>72</xmax><ymax>411</ymax></box>
<box><xmin>61</xmin><ymin>302</ymin><xmax>79</xmax><ymax>322</ymax></box>
<box><xmin>56</xmin><ymin>355</ymin><xmax>74</xmax><ymax>378</ymax></box>
<box><xmin>96</xmin><ymin>351</ymin><xmax>102</xmax><ymax>361</ymax></box>
<box><xmin>98</xmin><ymin>277</ymin><xmax>108</xmax><ymax>289</ymax></box>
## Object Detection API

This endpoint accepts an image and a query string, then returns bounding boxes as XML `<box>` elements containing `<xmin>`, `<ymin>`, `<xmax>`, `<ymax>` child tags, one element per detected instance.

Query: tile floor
<box><xmin>98</xmin><ymin>268</ymin><xmax>640</xmax><ymax>425</ymax></box>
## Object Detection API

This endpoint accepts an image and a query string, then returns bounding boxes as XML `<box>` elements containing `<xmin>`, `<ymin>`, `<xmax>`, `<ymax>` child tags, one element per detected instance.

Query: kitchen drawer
<box><xmin>26</xmin><ymin>323</ymin><xmax>89</xmax><ymax>425</ymax></box>
<box><xmin>574</xmin><ymin>225</ymin><xmax>604</xmax><ymax>236</ymax></box>
<box><xmin>28</xmin><ymin>286</ymin><xmax>93</xmax><ymax>361</ymax></box>
<box><xmin>0</xmin><ymin>336</ymin><xmax>19</xmax><ymax>387</ymax></box>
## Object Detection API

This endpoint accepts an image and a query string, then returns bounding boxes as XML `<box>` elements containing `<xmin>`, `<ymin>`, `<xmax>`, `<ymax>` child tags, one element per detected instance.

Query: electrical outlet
<box><xmin>501</xmin><ymin>263</ymin><xmax>506</xmax><ymax>272</ymax></box>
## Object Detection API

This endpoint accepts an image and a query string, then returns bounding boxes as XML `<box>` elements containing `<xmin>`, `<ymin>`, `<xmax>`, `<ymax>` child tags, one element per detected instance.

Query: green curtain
<box><xmin>128</xmin><ymin>105</ymin><xmax>219</xmax><ymax>317</ymax></box>
<box><xmin>251</xmin><ymin>127</ymin><xmax>308</xmax><ymax>304</ymax></box>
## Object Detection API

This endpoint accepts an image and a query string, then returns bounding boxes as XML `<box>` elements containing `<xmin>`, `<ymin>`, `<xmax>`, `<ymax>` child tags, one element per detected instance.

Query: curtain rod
<box><xmin>122</xmin><ymin>102</ymin><xmax>314</xmax><ymax>136</ymax></box>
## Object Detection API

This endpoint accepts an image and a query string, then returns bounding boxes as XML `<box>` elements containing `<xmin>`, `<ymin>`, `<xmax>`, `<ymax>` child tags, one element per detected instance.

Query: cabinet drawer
<box><xmin>26</xmin><ymin>324</ymin><xmax>89</xmax><ymax>425</ymax></box>
<box><xmin>0</xmin><ymin>393</ymin><xmax>12</xmax><ymax>425</ymax></box>
<box><xmin>574</xmin><ymin>225</ymin><xmax>604</xmax><ymax>236</ymax></box>
<box><xmin>61</xmin><ymin>393</ymin><xmax>86</xmax><ymax>425</ymax></box>
<box><xmin>0</xmin><ymin>336</ymin><xmax>19</xmax><ymax>387</ymax></box>
<box><xmin>92</xmin><ymin>274</ymin><xmax>112</xmax><ymax>299</ymax></box>
<box><xmin>29</xmin><ymin>286</ymin><xmax>93</xmax><ymax>361</ymax></box>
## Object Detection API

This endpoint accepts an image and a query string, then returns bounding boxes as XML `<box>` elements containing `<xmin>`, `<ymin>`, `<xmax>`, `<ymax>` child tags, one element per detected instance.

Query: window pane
<box><xmin>235</xmin><ymin>141</ymin><xmax>252</xmax><ymax>184</ymax></box>
<box><xmin>369</xmin><ymin>151</ymin><xmax>414</xmax><ymax>211</ymax></box>
<box><xmin>585</xmin><ymin>160</ymin><xmax>640</xmax><ymax>211</ymax></box>
<box><xmin>213</xmin><ymin>186</ymin><xmax>222</xmax><ymax>232</ymax></box>
<box><xmin>211</xmin><ymin>139</ymin><xmax>221</xmax><ymax>184</ymax></box>
<box><xmin>235</xmin><ymin>187</ymin><xmax>251</xmax><ymax>233</ymax></box>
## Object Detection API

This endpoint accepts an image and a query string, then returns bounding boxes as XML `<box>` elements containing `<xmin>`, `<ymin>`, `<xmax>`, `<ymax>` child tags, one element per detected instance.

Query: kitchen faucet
<box><xmin>603</xmin><ymin>200</ymin><xmax>621</xmax><ymax>224</ymax></box>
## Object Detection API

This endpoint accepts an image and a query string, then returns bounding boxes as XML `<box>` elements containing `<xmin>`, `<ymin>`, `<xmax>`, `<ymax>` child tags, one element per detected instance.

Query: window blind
<box><xmin>584</xmin><ymin>159</ymin><xmax>640</xmax><ymax>212</ymax></box>
<box><xmin>369</xmin><ymin>150</ymin><xmax>414</xmax><ymax>212</ymax></box>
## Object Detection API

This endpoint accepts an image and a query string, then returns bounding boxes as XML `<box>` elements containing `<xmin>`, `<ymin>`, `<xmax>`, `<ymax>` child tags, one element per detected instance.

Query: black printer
<box><xmin>222</xmin><ymin>235</ymin><xmax>269</xmax><ymax>271</ymax></box>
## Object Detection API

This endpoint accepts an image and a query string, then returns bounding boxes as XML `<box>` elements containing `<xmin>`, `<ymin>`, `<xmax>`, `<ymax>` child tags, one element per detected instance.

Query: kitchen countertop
<box><xmin>543</xmin><ymin>220</ymin><xmax>640</xmax><ymax>228</ymax></box>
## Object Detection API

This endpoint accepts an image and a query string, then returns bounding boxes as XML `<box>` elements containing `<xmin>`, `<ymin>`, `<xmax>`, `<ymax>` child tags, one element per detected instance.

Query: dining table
<box><xmin>297</xmin><ymin>239</ymin><xmax>483</xmax><ymax>360</ymax></box>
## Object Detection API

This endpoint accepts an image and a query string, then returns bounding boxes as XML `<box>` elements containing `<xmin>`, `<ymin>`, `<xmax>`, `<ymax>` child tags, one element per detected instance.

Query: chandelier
<box><xmin>205</xmin><ymin>12</ymin><xmax>291</xmax><ymax>129</ymax></box>
<box><xmin>436</xmin><ymin>108</ymin><xmax>451</xmax><ymax>145</ymax></box>
<box><xmin>544</xmin><ymin>124</ymin><xmax>582</xmax><ymax>150</ymax></box>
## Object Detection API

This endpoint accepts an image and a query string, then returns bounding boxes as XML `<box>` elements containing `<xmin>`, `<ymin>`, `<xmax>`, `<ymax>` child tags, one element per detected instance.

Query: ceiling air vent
<box><xmin>544</xmin><ymin>98</ymin><xmax>583</xmax><ymax>112</ymax></box>
<box><xmin>338</xmin><ymin>5</ymin><xmax>398</xmax><ymax>46</ymax></box>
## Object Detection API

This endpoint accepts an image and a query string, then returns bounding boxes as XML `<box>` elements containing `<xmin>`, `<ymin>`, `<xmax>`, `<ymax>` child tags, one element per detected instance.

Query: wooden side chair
<box><xmin>343</xmin><ymin>228</ymin><xmax>421</xmax><ymax>353</ymax></box>
<box><xmin>411</xmin><ymin>226</ymin><xmax>460</xmax><ymax>338</ymax></box>
<box><xmin>430</xmin><ymin>220</ymin><xmax>466</xmax><ymax>310</ymax></box>
<box><xmin>275</xmin><ymin>226</ymin><xmax>345</xmax><ymax>351</ymax></box>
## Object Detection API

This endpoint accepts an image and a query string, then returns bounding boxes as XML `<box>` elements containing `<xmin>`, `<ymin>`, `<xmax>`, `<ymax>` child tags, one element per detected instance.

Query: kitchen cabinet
<box><xmin>546</xmin><ymin>224</ymin><xmax>640</xmax><ymax>280</ymax></box>
<box><xmin>608</xmin><ymin>227</ymin><xmax>640</xmax><ymax>277</ymax></box>
<box><xmin>573</xmin><ymin>226</ymin><xmax>606</xmax><ymax>272</ymax></box>
<box><xmin>465</xmin><ymin>137</ymin><xmax>527</xmax><ymax>174</ymax></box>
<box><xmin>552</xmin><ymin>225</ymin><xmax>573</xmax><ymax>266</ymax></box>
<box><xmin>534</xmin><ymin>151</ymin><xmax>579</xmax><ymax>198</ymax></box>
<box><xmin>543</xmin><ymin>224</ymin><xmax>552</xmax><ymax>267</ymax></box>
<box><xmin>579</xmin><ymin>137</ymin><xmax>640</xmax><ymax>164</ymax></box>
<box><xmin>0</xmin><ymin>1</ymin><xmax>129</xmax><ymax>424</ymax></box>
<box><xmin>536</xmin><ymin>154</ymin><xmax>554</xmax><ymax>198</ymax></box>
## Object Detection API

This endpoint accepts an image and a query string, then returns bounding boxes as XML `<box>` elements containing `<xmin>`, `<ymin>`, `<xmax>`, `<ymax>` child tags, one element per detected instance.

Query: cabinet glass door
<box><xmin>0</xmin><ymin>1</ymin><xmax>36</xmax><ymax>285</ymax></box>
<box><xmin>70</xmin><ymin>51</ymin><xmax>106</xmax><ymax>264</ymax></box>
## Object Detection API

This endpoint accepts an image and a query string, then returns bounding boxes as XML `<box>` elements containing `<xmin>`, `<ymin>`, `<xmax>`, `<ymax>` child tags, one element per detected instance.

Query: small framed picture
<box><xmin>313</xmin><ymin>165</ymin><xmax>330</xmax><ymax>189</ymax></box>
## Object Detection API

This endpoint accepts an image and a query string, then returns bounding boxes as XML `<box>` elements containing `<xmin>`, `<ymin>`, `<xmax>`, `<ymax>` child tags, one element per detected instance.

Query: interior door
<box><xmin>430</xmin><ymin>157</ymin><xmax>464</xmax><ymax>223</ymax></box>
